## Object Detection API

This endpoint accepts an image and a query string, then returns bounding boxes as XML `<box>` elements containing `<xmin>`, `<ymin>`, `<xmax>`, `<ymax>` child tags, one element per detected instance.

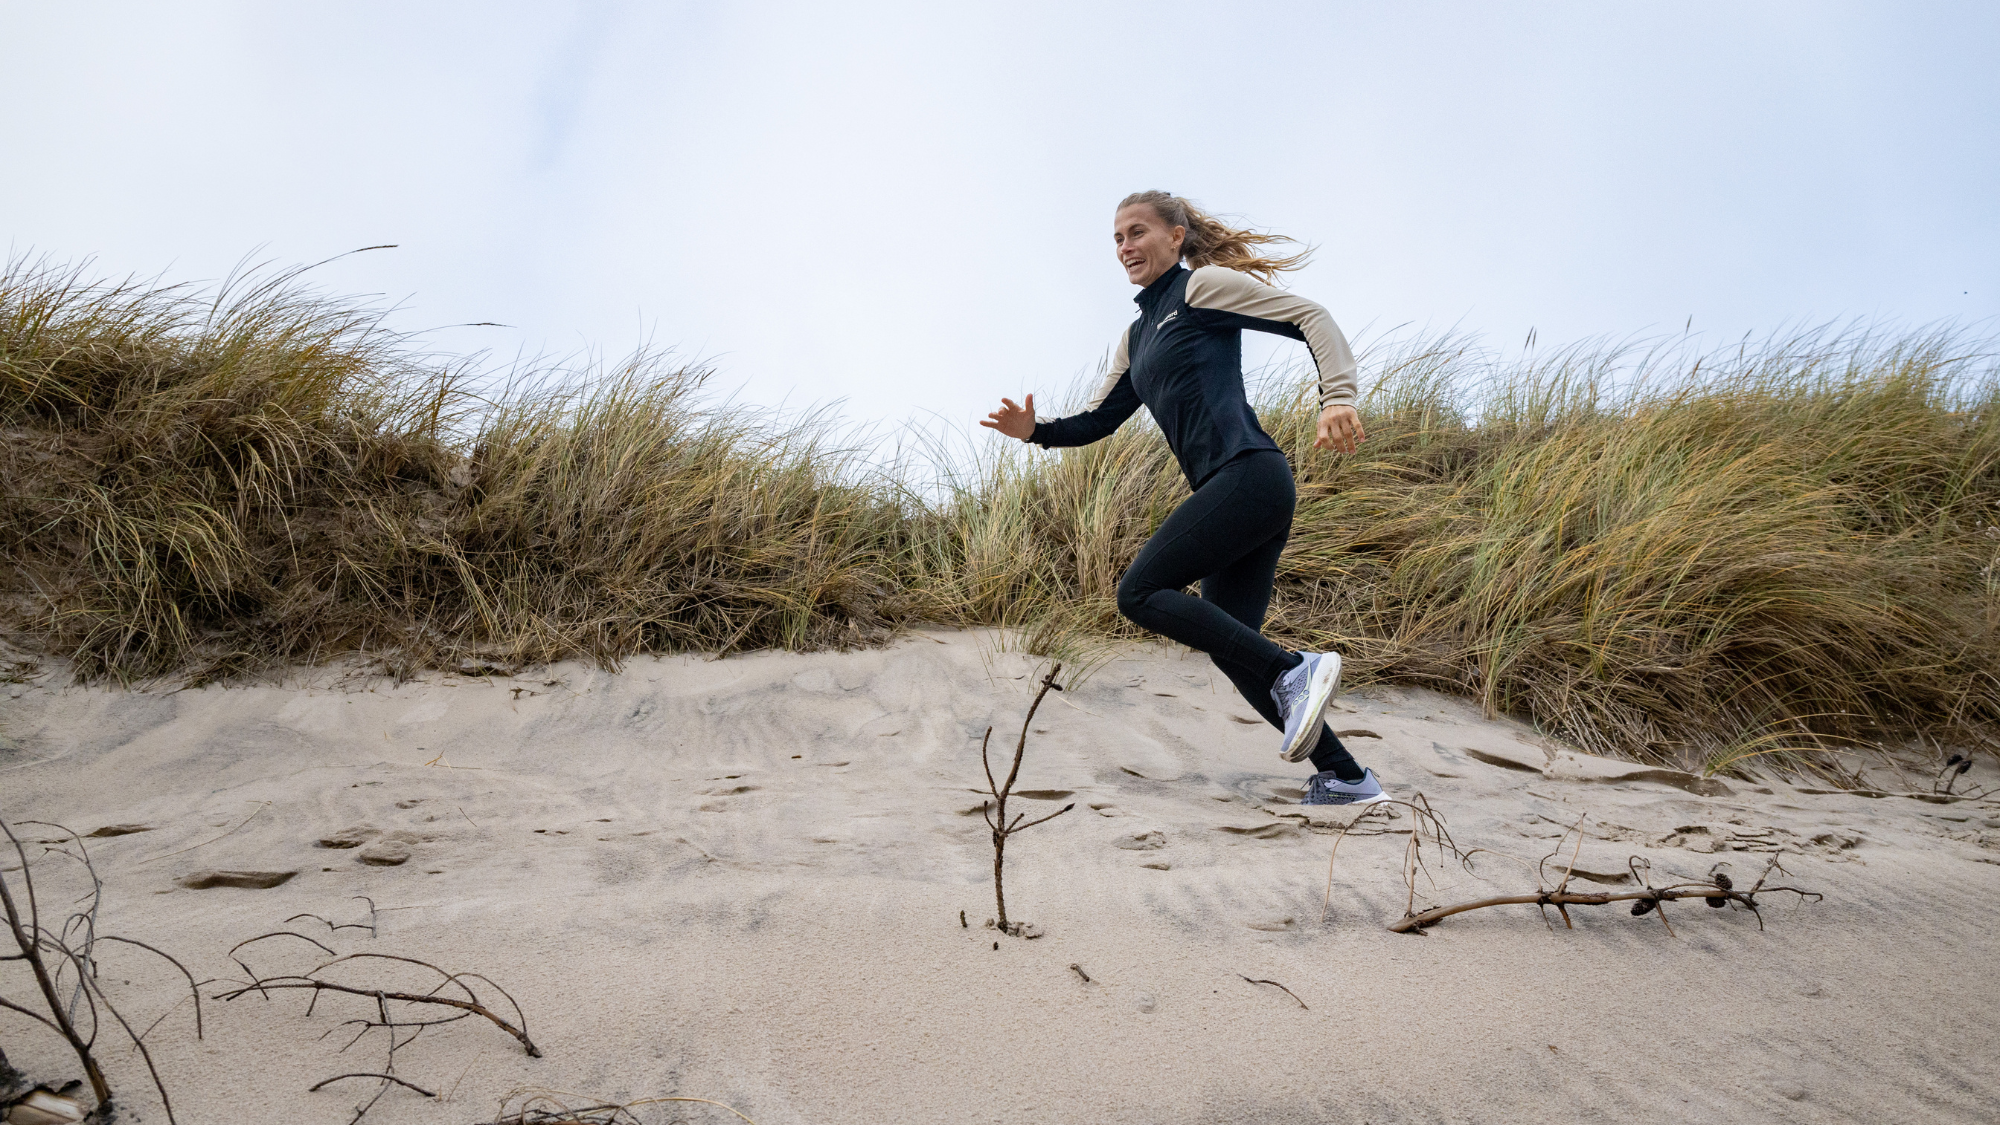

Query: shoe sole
<box><xmin>1279</xmin><ymin>652</ymin><xmax>1343</xmax><ymax>763</ymax></box>
<box><xmin>1318</xmin><ymin>791</ymin><xmax>1391</xmax><ymax>807</ymax></box>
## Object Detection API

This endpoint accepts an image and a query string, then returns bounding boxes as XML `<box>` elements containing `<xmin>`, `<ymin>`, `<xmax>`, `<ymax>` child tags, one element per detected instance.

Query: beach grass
<box><xmin>5</xmin><ymin>257</ymin><xmax>1997</xmax><ymax>780</ymax></box>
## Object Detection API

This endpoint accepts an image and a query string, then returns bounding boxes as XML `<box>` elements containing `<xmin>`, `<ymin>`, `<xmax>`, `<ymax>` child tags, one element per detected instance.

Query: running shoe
<box><xmin>1272</xmin><ymin>650</ymin><xmax>1342</xmax><ymax>762</ymax></box>
<box><xmin>1303</xmin><ymin>768</ymin><xmax>1389</xmax><ymax>807</ymax></box>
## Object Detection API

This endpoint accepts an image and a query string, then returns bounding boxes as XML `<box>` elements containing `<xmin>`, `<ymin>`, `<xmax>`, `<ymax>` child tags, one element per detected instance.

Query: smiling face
<box><xmin>1113</xmin><ymin>204</ymin><xmax>1186</xmax><ymax>287</ymax></box>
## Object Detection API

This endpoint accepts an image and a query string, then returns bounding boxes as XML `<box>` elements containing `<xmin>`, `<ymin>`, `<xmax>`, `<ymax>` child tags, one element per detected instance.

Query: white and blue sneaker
<box><xmin>1271</xmin><ymin>651</ymin><xmax>1343</xmax><ymax>763</ymax></box>
<box><xmin>1304</xmin><ymin>768</ymin><xmax>1388</xmax><ymax>807</ymax></box>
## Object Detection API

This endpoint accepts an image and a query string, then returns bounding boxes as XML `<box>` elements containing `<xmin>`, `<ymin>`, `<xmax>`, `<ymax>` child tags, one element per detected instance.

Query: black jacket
<box><xmin>1028</xmin><ymin>264</ymin><xmax>1356</xmax><ymax>488</ymax></box>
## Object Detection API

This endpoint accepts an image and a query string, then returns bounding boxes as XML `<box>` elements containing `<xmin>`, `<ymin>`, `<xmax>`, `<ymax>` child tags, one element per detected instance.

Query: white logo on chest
<box><xmin>1155</xmin><ymin>310</ymin><xmax>1179</xmax><ymax>329</ymax></box>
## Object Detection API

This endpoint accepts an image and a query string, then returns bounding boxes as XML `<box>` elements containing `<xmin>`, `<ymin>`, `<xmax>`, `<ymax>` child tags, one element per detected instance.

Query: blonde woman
<box><xmin>982</xmin><ymin>190</ymin><xmax>1385</xmax><ymax>807</ymax></box>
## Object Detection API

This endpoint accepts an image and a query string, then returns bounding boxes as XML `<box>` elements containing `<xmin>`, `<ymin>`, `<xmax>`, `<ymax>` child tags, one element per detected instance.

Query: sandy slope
<box><xmin>3</xmin><ymin>630</ymin><xmax>1999</xmax><ymax>1124</ymax></box>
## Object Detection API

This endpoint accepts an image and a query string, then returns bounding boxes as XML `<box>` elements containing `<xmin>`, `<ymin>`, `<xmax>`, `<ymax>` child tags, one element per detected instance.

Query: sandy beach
<box><xmin>5</xmin><ymin>629</ymin><xmax>1999</xmax><ymax>1124</ymax></box>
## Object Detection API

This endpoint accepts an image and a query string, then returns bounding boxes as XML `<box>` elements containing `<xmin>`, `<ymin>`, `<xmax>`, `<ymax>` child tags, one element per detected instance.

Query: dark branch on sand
<box><xmin>215</xmin><ymin>975</ymin><xmax>539</xmax><ymax>1058</ymax></box>
<box><xmin>0</xmin><ymin>816</ymin><xmax>198</xmax><ymax>1123</ymax></box>
<box><xmin>308</xmin><ymin>1072</ymin><xmax>437</xmax><ymax>1097</ymax></box>
<box><xmin>977</xmin><ymin>664</ymin><xmax>1075</xmax><ymax>934</ymax></box>
<box><xmin>1238</xmin><ymin>975</ymin><xmax>1308</xmax><ymax>1009</ymax></box>
<box><xmin>1387</xmin><ymin>815</ymin><xmax>1821</xmax><ymax>935</ymax></box>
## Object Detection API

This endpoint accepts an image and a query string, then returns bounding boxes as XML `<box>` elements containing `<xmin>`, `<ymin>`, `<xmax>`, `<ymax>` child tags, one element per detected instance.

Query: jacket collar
<box><xmin>1132</xmin><ymin>263</ymin><xmax>1186</xmax><ymax>311</ymax></box>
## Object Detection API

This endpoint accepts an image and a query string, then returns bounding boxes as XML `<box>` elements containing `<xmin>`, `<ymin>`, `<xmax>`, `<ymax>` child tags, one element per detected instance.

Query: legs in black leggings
<box><xmin>1114</xmin><ymin>451</ymin><xmax>1362</xmax><ymax>780</ymax></box>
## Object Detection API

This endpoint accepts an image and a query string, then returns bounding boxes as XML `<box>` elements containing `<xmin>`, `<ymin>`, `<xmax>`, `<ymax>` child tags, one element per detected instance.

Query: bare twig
<box><xmin>1389</xmin><ymin>856</ymin><xmax>1820</xmax><ymax>934</ymax></box>
<box><xmin>229</xmin><ymin>933</ymin><xmax>525</xmax><ymax>1125</ymax></box>
<box><xmin>1316</xmin><ymin>795</ymin><xmax>1462</xmax><ymax>930</ymax></box>
<box><xmin>215</xmin><ymin>948</ymin><xmax>540</xmax><ymax>1059</ymax></box>
<box><xmin>233</xmin><ymin>930</ymin><xmax>340</xmax><ymax>961</ymax></box>
<box><xmin>1317</xmin><ymin>809</ymin><xmax>1369</xmax><ymax>924</ymax></box>
<box><xmin>135</xmin><ymin>801</ymin><xmax>270</xmax><ymax>865</ymax></box>
<box><xmin>352</xmin><ymin>896</ymin><xmax>379</xmax><ymax>939</ymax></box>
<box><xmin>309</xmin><ymin>1073</ymin><xmax>437</xmax><ymax>1097</ymax></box>
<box><xmin>217</xmin><ymin>978</ymin><xmax>538</xmax><ymax>1056</ymax></box>
<box><xmin>1313</xmin><ymin>801</ymin><xmax>1823</xmax><ymax>937</ymax></box>
<box><xmin>1</xmin><ymin>818</ymin><xmax>111</xmax><ymax>1109</ymax></box>
<box><xmin>96</xmin><ymin>935</ymin><xmax>204</xmax><ymax>1040</ymax></box>
<box><xmin>1238</xmin><ymin>974</ymin><xmax>1308</xmax><ymax>1009</ymax></box>
<box><xmin>977</xmin><ymin>664</ymin><xmax>1075</xmax><ymax>933</ymax></box>
<box><xmin>1</xmin><ymin>816</ymin><xmax>195</xmax><ymax>1122</ymax></box>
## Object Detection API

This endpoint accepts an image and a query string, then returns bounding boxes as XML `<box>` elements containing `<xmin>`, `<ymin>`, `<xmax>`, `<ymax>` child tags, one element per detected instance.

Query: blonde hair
<box><xmin>1117</xmin><ymin>190</ymin><xmax>1311</xmax><ymax>284</ymax></box>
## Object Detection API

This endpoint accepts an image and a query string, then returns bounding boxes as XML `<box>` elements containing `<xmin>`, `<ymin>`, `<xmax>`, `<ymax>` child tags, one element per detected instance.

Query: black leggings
<box><xmin>1114</xmin><ymin>449</ymin><xmax>1356</xmax><ymax>776</ymax></box>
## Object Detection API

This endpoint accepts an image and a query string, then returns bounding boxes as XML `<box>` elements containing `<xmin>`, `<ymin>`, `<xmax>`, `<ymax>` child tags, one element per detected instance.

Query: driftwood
<box><xmin>1316</xmin><ymin>801</ymin><xmax>1822</xmax><ymax>935</ymax></box>
<box><xmin>1</xmin><ymin>817</ymin><xmax>200</xmax><ymax>1124</ymax></box>
<box><xmin>1394</xmin><ymin>813</ymin><xmax>1819</xmax><ymax>934</ymax></box>
<box><xmin>977</xmin><ymin>664</ymin><xmax>1075</xmax><ymax>934</ymax></box>
<box><xmin>214</xmin><ymin>914</ymin><xmax>539</xmax><ymax>1124</ymax></box>
<box><xmin>1391</xmin><ymin>855</ymin><xmax>1821</xmax><ymax>934</ymax></box>
<box><xmin>215</xmin><ymin>948</ymin><xmax>538</xmax><ymax>1058</ymax></box>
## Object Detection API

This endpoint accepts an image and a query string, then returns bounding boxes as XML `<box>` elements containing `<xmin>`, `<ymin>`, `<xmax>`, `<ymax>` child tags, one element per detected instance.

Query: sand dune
<box><xmin>4</xmin><ymin>630</ymin><xmax>1999</xmax><ymax>1123</ymax></box>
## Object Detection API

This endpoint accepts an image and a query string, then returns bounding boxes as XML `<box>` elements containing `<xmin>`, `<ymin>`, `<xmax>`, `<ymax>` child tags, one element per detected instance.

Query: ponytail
<box><xmin>1117</xmin><ymin>190</ymin><xmax>1311</xmax><ymax>284</ymax></box>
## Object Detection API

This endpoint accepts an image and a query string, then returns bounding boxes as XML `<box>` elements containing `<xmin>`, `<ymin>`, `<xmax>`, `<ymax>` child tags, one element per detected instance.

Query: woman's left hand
<box><xmin>981</xmin><ymin>395</ymin><xmax>1038</xmax><ymax>442</ymax></box>
<box><xmin>1314</xmin><ymin>404</ymin><xmax>1365</xmax><ymax>453</ymax></box>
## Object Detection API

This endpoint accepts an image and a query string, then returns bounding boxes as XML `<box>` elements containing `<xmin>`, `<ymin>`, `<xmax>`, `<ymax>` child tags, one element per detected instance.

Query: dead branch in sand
<box><xmin>1934</xmin><ymin>752</ymin><xmax>1991</xmax><ymax>799</ymax></box>
<box><xmin>1314</xmin><ymin>801</ymin><xmax>1823</xmax><ymax>935</ymax></box>
<box><xmin>1318</xmin><ymin>795</ymin><xmax>1461</xmax><ymax>926</ymax></box>
<box><xmin>0</xmin><ymin>816</ymin><xmax>201</xmax><ymax>1124</ymax></box>
<box><xmin>214</xmin><ymin>915</ymin><xmax>539</xmax><ymax>1123</ymax></box>
<box><xmin>1237</xmin><ymin>975</ymin><xmax>1308</xmax><ymax>1009</ymax></box>
<box><xmin>287</xmin><ymin>896</ymin><xmax>379</xmax><ymax>940</ymax></box>
<box><xmin>216</xmin><ymin>947</ymin><xmax>538</xmax><ymax>1058</ymax></box>
<box><xmin>481</xmin><ymin>1086</ymin><xmax>759</xmax><ymax>1124</ymax></box>
<box><xmin>976</xmin><ymin>663</ymin><xmax>1075</xmax><ymax>935</ymax></box>
<box><xmin>1382</xmin><ymin>812</ymin><xmax>1820</xmax><ymax>934</ymax></box>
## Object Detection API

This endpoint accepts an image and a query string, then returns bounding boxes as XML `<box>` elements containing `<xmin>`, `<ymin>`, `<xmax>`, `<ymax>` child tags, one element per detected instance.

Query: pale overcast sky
<box><xmin>4</xmin><ymin>2</ymin><xmax>1996</xmax><ymax>431</ymax></box>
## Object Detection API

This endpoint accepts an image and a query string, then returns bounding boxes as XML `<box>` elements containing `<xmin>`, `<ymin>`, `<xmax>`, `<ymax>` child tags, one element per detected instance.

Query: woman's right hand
<box><xmin>980</xmin><ymin>394</ymin><xmax>1038</xmax><ymax>441</ymax></box>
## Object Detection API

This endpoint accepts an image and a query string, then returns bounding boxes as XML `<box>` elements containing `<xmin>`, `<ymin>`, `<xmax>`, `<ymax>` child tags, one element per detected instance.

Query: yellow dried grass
<box><xmin>5</xmin><ymin>257</ymin><xmax>1997</xmax><ymax>781</ymax></box>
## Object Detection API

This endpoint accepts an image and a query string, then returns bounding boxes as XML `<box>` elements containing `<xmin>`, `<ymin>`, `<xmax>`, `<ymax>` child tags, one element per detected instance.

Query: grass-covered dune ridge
<box><xmin>4</xmin><ymin>258</ymin><xmax>1998</xmax><ymax>780</ymax></box>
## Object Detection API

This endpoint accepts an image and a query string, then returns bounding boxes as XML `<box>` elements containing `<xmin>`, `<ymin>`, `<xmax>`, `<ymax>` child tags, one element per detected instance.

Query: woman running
<box><xmin>981</xmin><ymin>190</ymin><xmax>1386</xmax><ymax>807</ymax></box>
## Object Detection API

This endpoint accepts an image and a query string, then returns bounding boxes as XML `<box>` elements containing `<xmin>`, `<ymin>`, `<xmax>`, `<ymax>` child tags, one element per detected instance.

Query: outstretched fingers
<box><xmin>1315</xmin><ymin>407</ymin><xmax>1363</xmax><ymax>453</ymax></box>
<box><xmin>979</xmin><ymin>394</ymin><xmax>1037</xmax><ymax>439</ymax></box>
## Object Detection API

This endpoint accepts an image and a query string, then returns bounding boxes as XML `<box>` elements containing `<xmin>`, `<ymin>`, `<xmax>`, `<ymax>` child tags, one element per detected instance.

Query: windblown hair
<box><xmin>1117</xmin><ymin>190</ymin><xmax>1312</xmax><ymax>284</ymax></box>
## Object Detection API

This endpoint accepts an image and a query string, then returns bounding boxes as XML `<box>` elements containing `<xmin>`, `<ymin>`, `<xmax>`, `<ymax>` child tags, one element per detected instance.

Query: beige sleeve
<box><xmin>1037</xmin><ymin>323</ymin><xmax>1132</xmax><ymax>424</ymax></box>
<box><xmin>1184</xmin><ymin>265</ymin><xmax>1357</xmax><ymax>410</ymax></box>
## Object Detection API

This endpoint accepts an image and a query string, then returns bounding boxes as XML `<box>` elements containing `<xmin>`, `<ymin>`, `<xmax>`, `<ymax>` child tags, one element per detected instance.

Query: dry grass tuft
<box><xmin>5</xmin><ymin>257</ymin><xmax>1998</xmax><ymax>782</ymax></box>
<box><xmin>0</xmin><ymin>257</ymin><xmax>914</xmax><ymax>682</ymax></box>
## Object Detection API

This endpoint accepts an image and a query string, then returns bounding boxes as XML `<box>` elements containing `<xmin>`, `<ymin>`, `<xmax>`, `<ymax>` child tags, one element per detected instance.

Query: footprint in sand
<box><xmin>318</xmin><ymin>825</ymin><xmax>380</xmax><ymax>849</ymax></box>
<box><xmin>699</xmin><ymin>783</ymin><xmax>758</xmax><ymax>812</ymax></box>
<box><xmin>1213</xmin><ymin>822</ymin><xmax>1302</xmax><ymax>841</ymax></box>
<box><xmin>1112</xmin><ymin>829</ymin><xmax>1166</xmax><ymax>850</ymax></box>
<box><xmin>318</xmin><ymin>824</ymin><xmax>420</xmax><ymax>864</ymax></box>
<box><xmin>358</xmin><ymin>831</ymin><xmax>422</xmax><ymax>866</ymax></box>
<box><xmin>177</xmin><ymin>870</ymin><xmax>298</xmax><ymax>889</ymax></box>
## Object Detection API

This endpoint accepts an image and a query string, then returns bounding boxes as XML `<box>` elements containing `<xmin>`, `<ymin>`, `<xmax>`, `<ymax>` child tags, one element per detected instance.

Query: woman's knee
<box><xmin>1114</xmin><ymin>570</ymin><xmax>1154</xmax><ymax>622</ymax></box>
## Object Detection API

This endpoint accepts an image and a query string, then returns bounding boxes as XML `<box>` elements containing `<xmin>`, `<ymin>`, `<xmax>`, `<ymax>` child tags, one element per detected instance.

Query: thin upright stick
<box><xmin>982</xmin><ymin>664</ymin><xmax>1071</xmax><ymax>932</ymax></box>
<box><xmin>0</xmin><ymin>819</ymin><xmax>111</xmax><ymax>1109</ymax></box>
